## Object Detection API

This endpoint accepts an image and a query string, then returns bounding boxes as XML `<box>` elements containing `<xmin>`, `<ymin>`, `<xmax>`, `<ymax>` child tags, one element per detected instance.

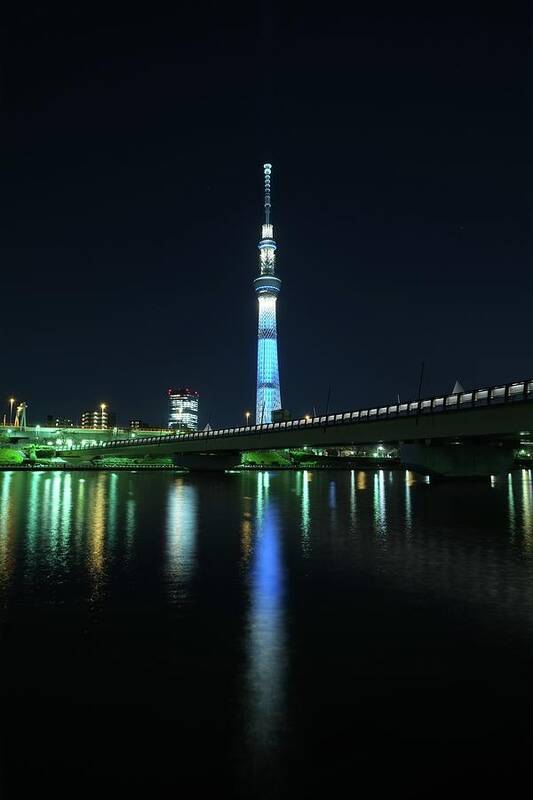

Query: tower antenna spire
<box><xmin>263</xmin><ymin>162</ymin><xmax>272</xmax><ymax>224</ymax></box>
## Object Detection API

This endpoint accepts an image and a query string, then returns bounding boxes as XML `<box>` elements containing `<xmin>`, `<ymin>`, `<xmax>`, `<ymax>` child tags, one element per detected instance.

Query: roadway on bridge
<box><xmin>60</xmin><ymin>380</ymin><xmax>533</xmax><ymax>461</ymax></box>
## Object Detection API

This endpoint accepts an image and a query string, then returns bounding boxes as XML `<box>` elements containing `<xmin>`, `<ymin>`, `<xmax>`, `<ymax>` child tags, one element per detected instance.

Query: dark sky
<box><xmin>2</xmin><ymin>2</ymin><xmax>531</xmax><ymax>427</ymax></box>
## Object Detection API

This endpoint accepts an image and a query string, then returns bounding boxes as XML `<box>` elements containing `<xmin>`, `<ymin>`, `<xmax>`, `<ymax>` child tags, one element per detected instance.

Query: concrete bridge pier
<box><xmin>171</xmin><ymin>451</ymin><xmax>241</xmax><ymax>472</ymax></box>
<box><xmin>400</xmin><ymin>442</ymin><xmax>515</xmax><ymax>479</ymax></box>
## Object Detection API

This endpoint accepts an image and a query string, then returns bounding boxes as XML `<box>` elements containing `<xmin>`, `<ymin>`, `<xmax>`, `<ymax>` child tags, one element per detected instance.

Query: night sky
<box><xmin>2</xmin><ymin>3</ymin><xmax>531</xmax><ymax>428</ymax></box>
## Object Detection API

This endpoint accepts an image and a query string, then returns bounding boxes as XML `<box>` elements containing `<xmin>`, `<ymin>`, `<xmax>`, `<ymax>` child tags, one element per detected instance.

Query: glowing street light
<box><xmin>305</xmin><ymin>415</ymin><xmax>311</xmax><ymax>422</ymax></box>
<box><xmin>245</xmin><ymin>411</ymin><xmax>251</xmax><ymax>426</ymax></box>
<box><xmin>9</xmin><ymin>398</ymin><xmax>15</xmax><ymax>426</ymax></box>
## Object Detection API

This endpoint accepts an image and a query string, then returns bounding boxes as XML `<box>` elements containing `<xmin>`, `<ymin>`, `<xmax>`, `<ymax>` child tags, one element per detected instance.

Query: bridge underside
<box><xmin>171</xmin><ymin>451</ymin><xmax>241</xmax><ymax>471</ymax></box>
<box><xmin>400</xmin><ymin>443</ymin><xmax>515</xmax><ymax>478</ymax></box>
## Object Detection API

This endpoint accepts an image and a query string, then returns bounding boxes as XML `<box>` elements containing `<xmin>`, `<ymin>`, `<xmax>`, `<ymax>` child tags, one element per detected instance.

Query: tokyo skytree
<box><xmin>254</xmin><ymin>163</ymin><xmax>282</xmax><ymax>424</ymax></box>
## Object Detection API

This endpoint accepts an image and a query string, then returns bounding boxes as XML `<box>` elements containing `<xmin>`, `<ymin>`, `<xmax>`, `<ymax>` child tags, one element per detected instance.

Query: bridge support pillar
<box><xmin>400</xmin><ymin>443</ymin><xmax>514</xmax><ymax>479</ymax></box>
<box><xmin>171</xmin><ymin>451</ymin><xmax>241</xmax><ymax>472</ymax></box>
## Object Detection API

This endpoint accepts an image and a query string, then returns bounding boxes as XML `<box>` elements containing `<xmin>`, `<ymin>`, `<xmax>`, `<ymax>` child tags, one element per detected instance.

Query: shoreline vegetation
<box><xmin>0</xmin><ymin>446</ymin><xmax>530</xmax><ymax>473</ymax></box>
<box><xmin>0</xmin><ymin>462</ymin><xmax>401</xmax><ymax>472</ymax></box>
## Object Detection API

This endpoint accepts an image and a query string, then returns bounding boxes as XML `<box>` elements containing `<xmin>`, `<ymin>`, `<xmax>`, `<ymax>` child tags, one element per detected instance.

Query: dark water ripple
<box><xmin>1</xmin><ymin>468</ymin><xmax>532</xmax><ymax>798</ymax></box>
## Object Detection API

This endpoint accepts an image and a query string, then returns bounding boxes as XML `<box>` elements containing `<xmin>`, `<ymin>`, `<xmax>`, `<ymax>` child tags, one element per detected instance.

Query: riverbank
<box><xmin>0</xmin><ymin>463</ymin><xmax>182</xmax><ymax>472</ymax></box>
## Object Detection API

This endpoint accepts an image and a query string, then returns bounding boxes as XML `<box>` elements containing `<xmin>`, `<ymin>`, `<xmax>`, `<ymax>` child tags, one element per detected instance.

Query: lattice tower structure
<box><xmin>254</xmin><ymin>163</ymin><xmax>282</xmax><ymax>424</ymax></box>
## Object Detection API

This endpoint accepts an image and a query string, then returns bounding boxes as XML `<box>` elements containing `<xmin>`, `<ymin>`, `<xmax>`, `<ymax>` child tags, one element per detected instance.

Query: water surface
<box><xmin>1</xmin><ymin>469</ymin><xmax>532</xmax><ymax>797</ymax></box>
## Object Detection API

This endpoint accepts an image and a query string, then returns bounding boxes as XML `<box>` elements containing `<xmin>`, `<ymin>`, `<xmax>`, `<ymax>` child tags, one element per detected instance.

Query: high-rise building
<box><xmin>168</xmin><ymin>388</ymin><xmax>199</xmax><ymax>431</ymax></box>
<box><xmin>255</xmin><ymin>163</ymin><xmax>282</xmax><ymax>424</ymax></box>
<box><xmin>80</xmin><ymin>406</ymin><xmax>115</xmax><ymax>429</ymax></box>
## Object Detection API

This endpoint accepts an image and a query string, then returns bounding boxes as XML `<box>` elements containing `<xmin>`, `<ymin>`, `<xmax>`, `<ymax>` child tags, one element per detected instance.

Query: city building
<box><xmin>46</xmin><ymin>415</ymin><xmax>76</xmax><ymax>428</ymax></box>
<box><xmin>129</xmin><ymin>420</ymin><xmax>162</xmax><ymax>431</ymax></box>
<box><xmin>80</xmin><ymin>407</ymin><xmax>116</xmax><ymax>429</ymax></box>
<box><xmin>255</xmin><ymin>163</ymin><xmax>282</xmax><ymax>424</ymax></box>
<box><xmin>168</xmin><ymin>388</ymin><xmax>199</xmax><ymax>431</ymax></box>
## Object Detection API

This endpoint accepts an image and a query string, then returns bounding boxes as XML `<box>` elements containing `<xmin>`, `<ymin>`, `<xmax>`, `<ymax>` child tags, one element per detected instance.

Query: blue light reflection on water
<box><xmin>1</xmin><ymin>468</ymin><xmax>532</xmax><ymax>618</ymax></box>
<box><xmin>247</xmin><ymin>473</ymin><xmax>285</xmax><ymax>755</ymax></box>
<box><xmin>0</xmin><ymin>468</ymin><xmax>533</xmax><ymax>797</ymax></box>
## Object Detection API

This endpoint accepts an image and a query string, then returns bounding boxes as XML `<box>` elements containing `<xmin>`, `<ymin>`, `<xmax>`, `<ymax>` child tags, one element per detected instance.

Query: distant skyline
<box><xmin>2</xmin><ymin>3</ymin><xmax>530</xmax><ymax>427</ymax></box>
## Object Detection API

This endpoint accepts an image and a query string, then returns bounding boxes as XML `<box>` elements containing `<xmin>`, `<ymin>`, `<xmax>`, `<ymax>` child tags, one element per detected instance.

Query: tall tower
<box><xmin>255</xmin><ymin>163</ymin><xmax>282</xmax><ymax>424</ymax></box>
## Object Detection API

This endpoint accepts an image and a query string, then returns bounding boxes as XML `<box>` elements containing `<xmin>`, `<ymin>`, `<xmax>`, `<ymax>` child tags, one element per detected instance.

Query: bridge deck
<box><xmin>60</xmin><ymin>379</ymin><xmax>533</xmax><ymax>458</ymax></box>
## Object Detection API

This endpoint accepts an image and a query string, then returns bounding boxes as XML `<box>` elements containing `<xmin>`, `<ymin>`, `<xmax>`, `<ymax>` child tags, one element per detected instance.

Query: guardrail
<box><xmin>64</xmin><ymin>378</ymin><xmax>533</xmax><ymax>453</ymax></box>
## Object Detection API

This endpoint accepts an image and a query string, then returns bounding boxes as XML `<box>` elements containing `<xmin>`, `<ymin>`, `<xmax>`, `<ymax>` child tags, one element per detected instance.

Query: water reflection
<box><xmin>0</xmin><ymin>472</ymin><xmax>15</xmax><ymax>589</ymax></box>
<box><xmin>301</xmin><ymin>470</ymin><xmax>311</xmax><ymax>552</ymax></box>
<box><xmin>241</xmin><ymin>491</ymin><xmax>253</xmax><ymax>566</ymax></box>
<box><xmin>75</xmin><ymin>477</ymin><xmax>86</xmax><ymax>549</ymax></box>
<box><xmin>88</xmin><ymin>473</ymin><xmax>107</xmax><ymax>584</ymax></box>
<box><xmin>125</xmin><ymin>488</ymin><xmax>136</xmax><ymax>560</ymax></box>
<box><xmin>508</xmin><ymin>472</ymin><xmax>516</xmax><ymax>535</ymax></box>
<box><xmin>1</xmin><ymin>465</ymin><xmax>533</xmax><ymax>798</ymax></box>
<box><xmin>49</xmin><ymin>473</ymin><xmax>62</xmax><ymax>552</ymax></box>
<box><xmin>247</xmin><ymin>473</ymin><xmax>286</xmax><ymax>759</ymax></box>
<box><xmin>328</xmin><ymin>480</ymin><xmax>336</xmax><ymax>509</ymax></box>
<box><xmin>520</xmin><ymin>469</ymin><xmax>532</xmax><ymax>550</ymax></box>
<box><xmin>26</xmin><ymin>471</ymin><xmax>41</xmax><ymax>556</ymax></box>
<box><xmin>165</xmin><ymin>477</ymin><xmax>198</xmax><ymax>601</ymax></box>
<box><xmin>106</xmin><ymin>473</ymin><xmax>118</xmax><ymax>544</ymax></box>
<box><xmin>350</xmin><ymin>470</ymin><xmax>356</xmax><ymax>530</ymax></box>
<box><xmin>404</xmin><ymin>471</ymin><xmax>413</xmax><ymax>534</ymax></box>
<box><xmin>0</xmin><ymin>467</ymin><xmax>532</xmax><ymax>650</ymax></box>
<box><xmin>373</xmin><ymin>469</ymin><xmax>386</xmax><ymax>535</ymax></box>
<box><xmin>60</xmin><ymin>473</ymin><xmax>73</xmax><ymax>544</ymax></box>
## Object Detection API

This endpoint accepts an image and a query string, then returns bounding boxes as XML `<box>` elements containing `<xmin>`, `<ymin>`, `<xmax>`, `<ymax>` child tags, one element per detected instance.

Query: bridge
<box><xmin>58</xmin><ymin>378</ymin><xmax>533</xmax><ymax>477</ymax></box>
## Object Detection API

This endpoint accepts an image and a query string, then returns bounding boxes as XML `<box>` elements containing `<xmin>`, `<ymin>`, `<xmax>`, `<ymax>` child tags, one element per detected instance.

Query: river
<box><xmin>1</xmin><ymin>469</ymin><xmax>532</xmax><ymax>797</ymax></box>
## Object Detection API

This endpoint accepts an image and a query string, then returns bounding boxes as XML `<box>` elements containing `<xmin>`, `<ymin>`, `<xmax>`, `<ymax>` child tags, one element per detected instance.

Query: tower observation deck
<box><xmin>254</xmin><ymin>163</ymin><xmax>282</xmax><ymax>424</ymax></box>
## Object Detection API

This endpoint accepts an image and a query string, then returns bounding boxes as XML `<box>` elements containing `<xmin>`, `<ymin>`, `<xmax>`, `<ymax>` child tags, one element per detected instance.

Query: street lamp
<box><xmin>100</xmin><ymin>403</ymin><xmax>106</xmax><ymax>430</ymax></box>
<box><xmin>305</xmin><ymin>414</ymin><xmax>311</xmax><ymax>422</ymax></box>
<box><xmin>9</xmin><ymin>398</ymin><xmax>15</xmax><ymax>426</ymax></box>
<box><xmin>245</xmin><ymin>411</ymin><xmax>251</xmax><ymax>426</ymax></box>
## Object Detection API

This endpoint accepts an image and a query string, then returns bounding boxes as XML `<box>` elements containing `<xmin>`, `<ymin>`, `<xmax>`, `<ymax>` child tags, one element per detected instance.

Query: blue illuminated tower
<box><xmin>255</xmin><ymin>163</ymin><xmax>282</xmax><ymax>424</ymax></box>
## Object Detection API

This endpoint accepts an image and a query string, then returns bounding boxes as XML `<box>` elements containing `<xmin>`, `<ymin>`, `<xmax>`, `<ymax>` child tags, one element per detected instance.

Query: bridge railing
<box><xmin>65</xmin><ymin>378</ymin><xmax>533</xmax><ymax>452</ymax></box>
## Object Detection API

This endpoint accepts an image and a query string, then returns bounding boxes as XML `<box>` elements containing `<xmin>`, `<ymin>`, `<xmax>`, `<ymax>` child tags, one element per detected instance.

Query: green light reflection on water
<box><xmin>25</xmin><ymin>472</ymin><xmax>42</xmax><ymax>571</ymax></box>
<box><xmin>75</xmin><ymin>478</ymin><xmax>86</xmax><ymax>553</ymax></box>
<box><xmin>0</xmin><ymin>472</ymin><xmax>12</xmax><ymax>529</ymax></box>
<box><xmin>0</xmin><ymin>472</ymin><xmax>14</xmax><ymax>587</ymax></box>
<box><xmin>165</xmin><ymin>477</ymin><xmax>198</xmax><ymax>600</ymax></box>
<box><xmin>49</xmin><ymin>473</ymin><xmax>62</xmax><ymax>554</ymax></box>
<box><xmin>60</xmin><ymin>473</ymin><xmax>72</xmax><ymax>547</ymax></box>
<box><xmin>349</xmin><ymin>470</ymin><xmax>356</xmax><ymax>531</ymax></box>
<box><xmin>106</xmin><ymin>472</ymin><xmax>118</xmax><ymax>546</ymax></box>
<box><xmin>373</xmin><ymin>469</ymin><xmax>386</xmax><ymax>536</ymax></box>
<box><xmin>508</xmin><ymin>472</ymin><xmax>516</xmax><ymax>538</ymax></box>
<box><xmin>521</xmin><ymin>469</ymin><xmax>533</xmax><ymax>551</ymax></box>
<box><xmin>404</xmin><ymin>470</ymin><xmax>413</xmax><ymax>536</ymax></box>
<box><xmin>256</xmin><ymin>471</ymin><xmax>269</xmax><ymax>521</ymax></box>
<box><xmin>301</xmin><ymin>470</ymin><xmax>310</xmax><ymax>554</ymax></box>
